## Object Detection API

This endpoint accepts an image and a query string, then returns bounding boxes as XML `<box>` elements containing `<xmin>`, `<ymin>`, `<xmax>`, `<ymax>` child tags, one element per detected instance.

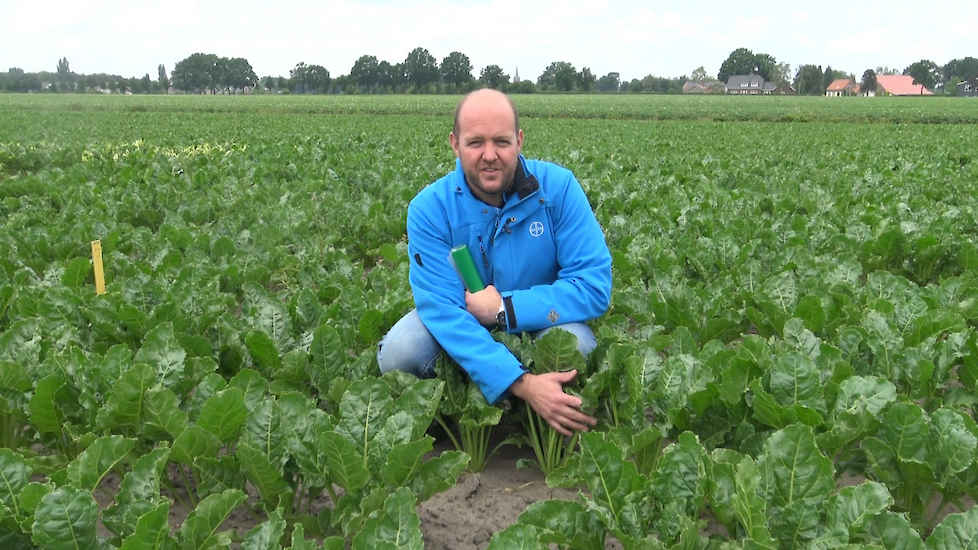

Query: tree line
<box><xmin>2</xmin><ymin>48</ymin><xmax>974</xmax><ymax>95</ymax></box>
<box><xmin>713</xmin><ymin>48</ymin><xmax>977</xmax><ymax>95</ymax></box>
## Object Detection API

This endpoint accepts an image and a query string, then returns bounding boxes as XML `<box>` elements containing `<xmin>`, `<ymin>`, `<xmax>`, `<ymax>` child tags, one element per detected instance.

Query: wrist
<box><xmin>496</xmin><ymin>299</ymin><xmax>506</xmax><ymax>327</ymax></box>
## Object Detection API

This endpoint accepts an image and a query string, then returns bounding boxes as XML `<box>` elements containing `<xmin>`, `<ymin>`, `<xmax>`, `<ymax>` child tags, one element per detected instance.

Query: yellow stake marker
<box><xmin>91</xmin><ymin>240</ymin><xmax>106</xmax><ymax>295</ymax></box>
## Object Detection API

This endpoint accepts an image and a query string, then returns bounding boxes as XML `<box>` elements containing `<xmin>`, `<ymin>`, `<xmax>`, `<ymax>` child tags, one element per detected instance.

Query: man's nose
<box><xmin>483</xmin><ymin>143</ymin><xmax>497</xmax><ymax>161</ymax></box>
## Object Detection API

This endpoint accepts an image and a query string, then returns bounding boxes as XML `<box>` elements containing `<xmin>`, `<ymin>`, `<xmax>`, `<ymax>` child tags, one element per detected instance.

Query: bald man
<box><xmin>378</xmin><ymin>90</ymin><xmax>611</xmax><ymax>436</ymax></box>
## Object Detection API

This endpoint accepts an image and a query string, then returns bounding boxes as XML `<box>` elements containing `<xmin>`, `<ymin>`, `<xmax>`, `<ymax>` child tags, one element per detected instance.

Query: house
<box><xmin>825</xmin><ymin>78</ymin><xmax>856</xmax><ymax>96</ymax></box>
<box><xmin>958</xmin><ymin>77</ymin><xmax>977</xmax><ymax>97</ymax></box>
<box><xmin>683</xmin><ymin>80</ymin><xmax>723</xmax><ymax>93</ymax></box>
<box><xmin>725</xmin><ymin>75</ymin><xmax>793</xmax><ymax>95</ymax></box>
<box><xmin>875</xmin><ymin>75</ymin><xmax>933</xmax><ymax>96</ymax></box>
<box><xmin>725</xmin><ymin>75</ymin><xmax>765</xmax><ymax>94</ymax></box>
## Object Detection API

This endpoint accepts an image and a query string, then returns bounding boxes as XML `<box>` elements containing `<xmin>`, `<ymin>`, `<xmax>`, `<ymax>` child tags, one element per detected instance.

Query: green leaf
<box><xmin>758</xmin><ymin>424</ymin><xmax>835</xmax><ymax>509</ymax></box>
<box><xmin>925</xmin><ymin>506</ymin><xmax>978</xmax><ymax>550</ymax></box>
<box><xmin>102</xmin><ymin>447</ymin><xmax>170</xmax><ymax>539</ymax></box>
<box><xmin>228</xmin><ymin>368</ymin><xmax>268</xmax><ymax>411</ymax></box>
<box><xmin>515</xmin><ymin>500</ymin><xmax>605</xmax><ymax>550</ymax></box>
<box><xmin>351</xmin><ymin>487</ymin><xmax>422</xmax><ymax>550</ymax></box>
<box><xmin>96</xmin><ymin>363</ymin><xmax>155</xmax><ymax>435</ymax></box>
<box><xmin>865</xmin><ymin>511</ymin><xmax>925</xmax><ymax>549</ymax></box>
<box><xmin>31</xmin><ymin>486</ymin><xmax>100</xmax><ymax>550</ymax></box>
<box><xmin>170</xmin><ymin>425</ymin><xmax>222</xmax><ymax>466</ymax></box>
<box><xmin>29</xmin><ymin>375</ymin><xmax>65</xmax><ymax>435</ymax></box>
<box><xmin>62</xmin><ymin>257</ymin><xmax>92</xmax><ymax>289</ymax></box>
<box><xmin>930</xmin><ymin>408</ymin><xmax>978</xmax><ymax>481</ymax></box>
<box><xmin>577</xmin><ymin>431</ymin><xmax>649</xmax><ymax>539</ymax></box>
<box><xmin>241</xmin><ymin>508</ymin><xmax>286</xmax><ymax>550</ymax></box>
<box><xmin>196</xmin><ymin>388</ymin><xmax>247</xmax><ymax>444</ymax></box>
<box><xmin>381</xmin><ymin>438</ymin><xmax>431</xmax><ymax>488</ymax></box>
<box><xmin>532</xmin><ymin>327</ymin><xmax>587</xmax><ymax>374</ymax></box>
<box><xmin>194</xmin><ymin>456</ymin><xmax>245</xmax><ymax>497</ymax></box>
<box><xmin>357</xmin><ymin>309</ymin><xmax>384</xmax><ymax>348</ymax></box>
<box><xmin>307</xmin><ymin>325</ymin><xmax>346</xmax><ymax>396</ymax></box>
<box><xmin>134</xmin><ymin>322</ymin><xmax>186</xmax><ymax>390</ymax></box>
<box><xmin>767</xmin><ymin>352</ymin><xmax>824</xmax><ymax>412</ymax></box>
<box><xmin>321</xmin><ymin>432</ymin><xmax>369</xmax><ymax>493</ymax></box>
<box><xmin>650</xmin><ymin>432</ymin><xmax>707</xmax><ymax>518</ymax></box>
<box><xmin>335</xmin><ymin>378</ymin><xmax>393</xmax><ymax>460</ymax></box>
<box><xmin>905</xmin><ymin>310</ymin><xmax>966</xmax><ymax>347</ymax></box>
<box><xmin>143</xmin><ymin>386</ymin><xmax>188</xmax><ymax>439</ymax></box>
<box><xmin>730</xmin><ymin>456</ymin><xmax>777</xmax><ymax>549</ymax></box>
<box><xmin>245</xmin><ymin>329</ymin><xmax>282</xmax><ymax>376</ymax></box>
<box><xmin>67</xmin><ymin>435</ymin><xmax>135</xmax><ymax>492</ymax></box>
<box><xmin>824</xmin><ymin>481</ymin><xmax>893</xmax><ymax>539</ymax></box>
<box><xmin>405</xmin><ymin>448</ymin><xmax>468</xmax><ymax>502</ymax></box>
<box><xmin>236</xmin><ymin>442</ymin><xmax>290</xmax><ymax>505</ymax></box>
<box><xmin>178</xmin><ymin>489</ymin><xmax>247</xmax><ymax>550</ymax></box>
<box><xmin>0</xmin><ymin>448</ymin><xmax>31</xmax><ymax>516</ymax></box>
<box><xmin>119</xmin><ymin>502</ymin><xmax>175</xmax><ymax>550</ymax></box>
<box><xmin>486</xmin><ymin>524</ymin><xmax>547</xmax><ymax>550</ymax></box>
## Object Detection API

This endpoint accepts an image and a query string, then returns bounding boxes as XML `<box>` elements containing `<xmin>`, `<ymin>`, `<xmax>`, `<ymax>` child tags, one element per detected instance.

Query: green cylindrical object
<box><xmin>449</xmin><ymin>244</ymin><xmax>485</xmax><ymax>292</ymax></box>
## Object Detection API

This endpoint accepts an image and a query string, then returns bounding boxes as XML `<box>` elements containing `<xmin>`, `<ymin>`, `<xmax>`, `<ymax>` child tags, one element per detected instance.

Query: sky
<box><xmin>1</xmin><ymin>0</ymin><xmax>974</xmax><ymax>83</ymax></box>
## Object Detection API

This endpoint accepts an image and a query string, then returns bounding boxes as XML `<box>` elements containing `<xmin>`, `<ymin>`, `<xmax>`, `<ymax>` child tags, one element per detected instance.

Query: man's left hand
<box><xmin>465</xmin><ymin>285</ymin><xmax>502</xmax><ymax>326</ymax></box>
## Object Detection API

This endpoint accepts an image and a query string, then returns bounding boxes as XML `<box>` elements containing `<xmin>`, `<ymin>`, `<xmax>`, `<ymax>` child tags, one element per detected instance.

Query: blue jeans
<box><xmin>377</xmin><ymin>309</ymin><xmax>597</xmax><ymax>379</ymax></box>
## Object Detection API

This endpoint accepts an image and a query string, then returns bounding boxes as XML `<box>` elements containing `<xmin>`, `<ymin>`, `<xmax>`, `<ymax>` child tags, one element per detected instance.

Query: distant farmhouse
<box><xmin>958</xmin><ymin>77</ymin><xmax>977</xmax><ymax>97</ymax></box>
<box><xmin>874</xmin><ymin>75</ymin><xmax>933</xmax><ymax>96</ymax></box>
<box><xmin>682</xmin><ymin>80</ymin><xmax>724</xmax><ymax>94</ymax></box>
<box><xmin>724</xmin><ymin>75</ymin><xmax>794</xmax><ymax>95</ymax></box>
<box><xmin>825</xmin><ymin>79</ymin><xmax>858</xmax><ymax>97</ymax></box>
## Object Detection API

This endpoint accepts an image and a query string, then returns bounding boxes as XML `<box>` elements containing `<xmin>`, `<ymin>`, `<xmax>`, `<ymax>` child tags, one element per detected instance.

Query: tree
<box><xmin>56</xmin><ymin>56</ymin><xmax>73</xmax><ymax>92</ymax></box>
<box><xmin>770</xmin><ymin>62</ymin><xmax>792</xmax><ymax>85</ymax></box>
<box><xmin>441</xmin><ymin>51</ymin><xmax>473</xmax><ymax>93</ymax></box>
<box><xmin>214</xmin><ymin>57</ymin><xmax>257</xmax><ymax>92</ymax></box>
<box><xmin>860</xmin><ymin>69</ymin><xmax>878</xmax><ymax>94</ymax></box>
<box><xmin>577</xmin><ymin>67</ymin><xmax>596</xmax><ymax>92</ymax></box>
<box><xmin>538</xmin><ymin>61</ymin><xmax>577</xmax><ymax>91</ymax></box>
<box><xmin>596</xmin><ymin>72</ymin><xmax>620</xmax><ymax>92</ymax></box>
<box><xmin>690</xmin><ymin>66</ymin><xmax>708</xmax><ymax>82</ymax></box>
<box><xmin>403</xmin><ymin>47</ymin><xmax>439</xmax><ymax>92</ymax></box>
<box><xmin>823</xmin><ymin>65</ymin><xmax>836</xmax><ymax>91</ymax></box>
<box><xmin>904</xmin><ymin>59</ymin><xmax>941</xmax><ymax>92</ymax></box>
<box><xmin>628</xmin><ymin>78</ymin><xmax>642</xmax><ymax>92</ymax></box>
<box><xmin>290</xmin><ymin>62</ymin><xmax>330</xmax><ymax>93</ymax></box>
<box><xmin>793</xmin><ymin>64</ymin><xmax>824</xmax><ymax>95</ymax></box>
<box><xmin>171</xmin><ymin>53</ymin><xmax>219</xmax><ymax>93</ymax></box>
<box><xmin>717</xmin><ymin>48</ymin><xmax>756</xmax><ymax>82</ymax></box>
<box><xmin>158</xmin><ymin>64</ymin><xmax>169</xmax><ymax>92</ymax></box>
<box><xmin>876</xmin><ymin>66</ymin><xmax>900</xmax><ymax>75</ymax></box>
<box><xmin>350</xmin><ymin>55</ymin><xmax>380</xmax><ymax>92</ymax></box>
<box><xmin>753</xmin><ymin>53</ymin><xmax>776</xmax><ymax>82</ymax></box>
<box><xmin>479</xmin><ymin>65</ymin><xmax>509</xmax><ymax>90</ymax></box>
<box><xmin>942</xmin><ymin>57</ymin><xmax>978</xmax><ymax>83</ymax></box>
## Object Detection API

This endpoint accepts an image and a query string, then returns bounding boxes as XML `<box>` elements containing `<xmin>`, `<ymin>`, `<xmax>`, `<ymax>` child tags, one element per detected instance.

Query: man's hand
<box><xmin>465</xmin><ymin>284</ymin><xmax>502</xmax><ymax>326</ymax></box>
<box><xmin>508</xmin><ymin>370</ymin><xmax>597</xmax><ymax>437</ymax></box>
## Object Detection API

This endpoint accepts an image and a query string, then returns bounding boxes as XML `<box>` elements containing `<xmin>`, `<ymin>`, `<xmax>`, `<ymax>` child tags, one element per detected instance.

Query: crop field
<box><xmin>2</xmin><ymin>93</ymin><xmax>978</xmax><ymax>549</ymax></box>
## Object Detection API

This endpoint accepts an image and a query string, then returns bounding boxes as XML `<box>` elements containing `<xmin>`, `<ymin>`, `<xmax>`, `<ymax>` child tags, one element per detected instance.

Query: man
<box><xmin>378</xmin><ymin>89</ymin><xmax>611</xmax><ymax>436</ymax></box>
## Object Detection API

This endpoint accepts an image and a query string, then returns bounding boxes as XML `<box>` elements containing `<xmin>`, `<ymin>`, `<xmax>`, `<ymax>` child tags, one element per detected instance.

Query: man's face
<box><xmin>450</xmin><ymin>93</ymin><xmax>524</xmax><ymax>207</ymax></box>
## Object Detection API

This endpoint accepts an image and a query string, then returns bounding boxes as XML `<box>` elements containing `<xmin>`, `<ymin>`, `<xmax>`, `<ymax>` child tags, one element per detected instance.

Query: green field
<box><xmin>2</xmin><ymin>94</ymin><xmax>978</xmax><ymax>548</ymax></box>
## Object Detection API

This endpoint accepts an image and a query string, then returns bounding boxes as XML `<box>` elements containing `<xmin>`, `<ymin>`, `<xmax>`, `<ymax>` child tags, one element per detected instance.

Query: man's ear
<box><xmin>449</xmin><ymin>132</ymin><xmax>460</xmax><ymax>157</ymax></box>
<box><xmin>516</xmin><ymin>129</ymin><xmax>524</xmax><ymax>153</ymax></box>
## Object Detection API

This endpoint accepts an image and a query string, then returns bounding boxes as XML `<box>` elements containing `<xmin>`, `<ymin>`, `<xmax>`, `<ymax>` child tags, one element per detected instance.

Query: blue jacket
<box><xmin>406</xmin><ymin>156</ymin><xmax>612</xmax><ymax>404</ymax></box>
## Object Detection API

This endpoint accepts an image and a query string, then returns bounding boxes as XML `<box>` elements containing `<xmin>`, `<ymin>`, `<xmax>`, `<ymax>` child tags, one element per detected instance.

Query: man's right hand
<box><xmin>508</xmin><ymin>370</ymin><xmax>597</xmax><ymax>437</ymax></box>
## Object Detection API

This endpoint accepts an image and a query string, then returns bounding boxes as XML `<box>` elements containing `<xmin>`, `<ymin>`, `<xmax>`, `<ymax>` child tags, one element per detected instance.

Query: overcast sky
<box><xmin>1</xmin><ymin>0</ymin><xmax>974</xmax><ymax>82</ymax></box>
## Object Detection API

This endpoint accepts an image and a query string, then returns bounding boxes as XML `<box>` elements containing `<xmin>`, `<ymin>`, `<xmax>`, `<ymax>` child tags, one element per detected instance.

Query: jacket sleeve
<box><xmin>502</xmin><ymin>174</ymin><xmax>612</xmax><ymax>333</ymax></box>
<box><xmin>407</xmin><ymin>196</ymin><xmax>525</xmax><ymax>405</ymax></box>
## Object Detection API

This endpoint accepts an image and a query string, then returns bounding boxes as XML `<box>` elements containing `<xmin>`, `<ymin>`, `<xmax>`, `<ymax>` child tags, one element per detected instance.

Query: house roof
<box><xmin>826</xmin><ymin>79</ymin><xmax>853</xmax><ymax>91</ymax></box>
<box><xmin>726</xmin><ymin>75</ymin><xmax>765</xmax><ymax>88</ymax></box>
<box><xmin>876</xmin><ymin>75</ymin><xmax>933</xmax><ymax>95</ymax></box>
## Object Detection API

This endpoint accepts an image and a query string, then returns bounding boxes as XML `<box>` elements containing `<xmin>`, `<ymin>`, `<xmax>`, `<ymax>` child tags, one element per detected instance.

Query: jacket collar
<box><xmin>510</xmin><ymin>156</ymin><xmax>540</xmax><ymax>201</ymax></box>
